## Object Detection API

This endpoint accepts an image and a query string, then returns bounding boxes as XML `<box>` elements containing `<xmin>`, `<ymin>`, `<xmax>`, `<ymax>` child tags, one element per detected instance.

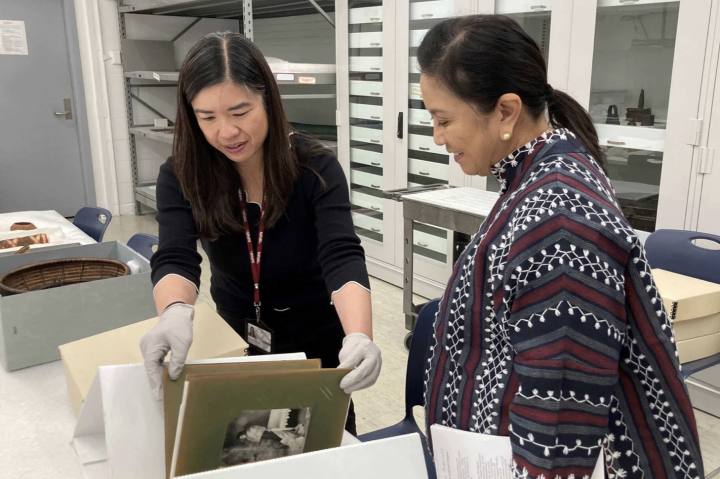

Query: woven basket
<box><xmin>0</xmin><ymin>258</ymin><xmax>130</xmax><ymax>296</ymax></box>
<box><xmin>10</xmin><ymin>222</ymin><xmax>36</xmax><ymax>231</ymax></box>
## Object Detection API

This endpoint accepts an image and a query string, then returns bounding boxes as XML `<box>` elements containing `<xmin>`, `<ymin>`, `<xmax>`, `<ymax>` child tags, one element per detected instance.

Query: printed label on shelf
<box><xmin>276</xmin><ymin>73</ymin><xmax>295</xmax><ymax>82</ymax></box>
<box><xmin>153</xmin><ymin>72</ymin><xmax>160</xmax><ymax>81</ymax></box>
<box><xmin>299</xmin><ymin>76</ymin><xmax>317</xmax><ymax>85</ymax></box>
<box><xmin>0</xmin><ymin>20</ymin><xmax>28</xmax><ymax>55</ymax></box>
<box><xmin>411</xmin><ymin>85</ymin><xmax>422</xmax><ymax>96</ymax></box>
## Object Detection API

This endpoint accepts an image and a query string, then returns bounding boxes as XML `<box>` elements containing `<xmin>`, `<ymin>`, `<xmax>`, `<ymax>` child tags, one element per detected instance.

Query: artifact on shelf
<box><xmin>605</xmin><ymin>105</ymin><xmax>621</xmax><ymax>125</ymax></box>
<box><xmin>0</xmin><ymin>233</ymin><xmax>48</xmax><ymax>250</ymax></box>
<box><xmin>626</xmin><ymin>89</ymin><xmax>655</xmax><ymax>126</ymax></box>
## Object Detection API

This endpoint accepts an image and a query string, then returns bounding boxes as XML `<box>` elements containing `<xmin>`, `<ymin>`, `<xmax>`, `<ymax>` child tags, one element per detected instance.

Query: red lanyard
<box><xmin>239</xmin><ymin>190</ymin><xmax>266</xmax><ymax>322</ymax></box>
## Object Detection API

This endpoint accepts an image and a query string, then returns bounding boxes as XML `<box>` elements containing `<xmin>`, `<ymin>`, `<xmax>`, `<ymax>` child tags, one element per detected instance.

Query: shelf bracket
<box><xmin>307</xmin><ymin>0</ymin><xmax>334</xmax><ymax>28</ymax></box>
<box><xmin>243</xmin><ymin>0</ymin><xmax>254</xmax><ymax>42</ymax></box>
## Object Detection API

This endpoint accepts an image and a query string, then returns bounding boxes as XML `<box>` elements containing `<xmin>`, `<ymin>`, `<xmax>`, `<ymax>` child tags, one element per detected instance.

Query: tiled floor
<box><xmin>107</xmin><ymin>213</ymin><xmax>720</xmax><ymax>474</ymax></box>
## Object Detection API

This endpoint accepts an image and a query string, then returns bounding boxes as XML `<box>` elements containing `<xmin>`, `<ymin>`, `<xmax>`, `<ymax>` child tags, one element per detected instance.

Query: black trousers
<box><xmin>216</xmin><ymin>299</ymin><xmax>357</xmax><ymax>436</ymax></box>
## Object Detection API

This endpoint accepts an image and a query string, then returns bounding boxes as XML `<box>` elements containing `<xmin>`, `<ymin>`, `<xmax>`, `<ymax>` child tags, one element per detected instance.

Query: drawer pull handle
<box><xmin>619</xmin><ymin>0</ymin><xmax>638</xmax><ymax>3</ymax></box>
<box><xmin>370</xmin><ymin>17</ymin><xmax>381</xmax><ymax>21</ymax></box>
<box><xmin>419</xmin><ymin>120</ymin><xmax>432</xmax><ymax>125</ymax></box>
<box><xmin>371</xmin><ymin>116</ymin><xmax>381</xmax><ymax>119</ymax></box>
<box><xmin>419</xmin><ymin>171</ymin><xmax>430</xmax><ymax>176</ymax></box>
<box><xmin>607</xmin><ymin>140</ymin><xmax>626</xmax><ymax>146</ymax></box>
<box><xmin>371</xmin><ymin>139</ymin><xmax>381</xmax><ymax>143</ymax></box>
<box><xmin>422</xmin><ymin>13</ymin><xmax>433</xmax><ymax>18</ymax></box>
<box><xmin>371</xmin><ymin>162</ymin><xmax>381</xmax><ymax>166</ymax></box>
<box><xmin>419</xmin><ymin>146</ymin><xmax>430</xmax><ymax>151</ymax></box>
<box><xmin>370</xmin><ymin>43</ymin><xmax>381</xmax><ymax>47</ymax></box>
<box><xmin>371</xmin><ymin>67</ymin><xmax>381</xmax><ymax>71</ymax></box>
<box><xmin>531</xmin><ymin>5</ymin><xmax>548</xmax><ymax>10</ymax></box>
<box><xmin>418</xmin><ymin>242</ymin><xmax>429</xmax><ymax>247</ymax></box>
<box><xmin>371</xmin><ymin>227</ymin><xmax>381</xmax><ymax>232</ymax></box>
<box><xmin>371</xmin><ymin>206</ymin><xmax>381</xmax><ymax>210</ymax></box>
<box><xmin>370</xmin><ymin>92</ymin><xmax>381</xmax><ymax>96</ymax></box>
<box><xmin>371</xmin><ymin>184</ymin><xmax>381</xmax><ymax>188</ymax></box>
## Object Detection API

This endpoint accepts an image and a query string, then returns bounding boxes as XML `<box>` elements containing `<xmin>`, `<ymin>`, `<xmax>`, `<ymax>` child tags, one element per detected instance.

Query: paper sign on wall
<box><xmin>0</xmin><ymin>20</ymin><xmax>29</xmax><ymax>55</ymax></box>
<box><xmin>298</xmin><ymin>76</ymin><xmax>317</xmax><ymax>85</ymax></box>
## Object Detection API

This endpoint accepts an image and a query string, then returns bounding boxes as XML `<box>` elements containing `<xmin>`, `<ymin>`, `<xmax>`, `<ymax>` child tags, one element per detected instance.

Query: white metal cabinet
<box><xmin>337</xmin><ymin>1</ymin><xmax>397</xmax><ymax>265</ymax></box>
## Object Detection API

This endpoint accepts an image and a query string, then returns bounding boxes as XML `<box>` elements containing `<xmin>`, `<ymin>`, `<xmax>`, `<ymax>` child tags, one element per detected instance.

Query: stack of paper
<box><xmin>653</xmin><ymin>269</ymin><xmax>720</xmax><ymax>363</ymax></box>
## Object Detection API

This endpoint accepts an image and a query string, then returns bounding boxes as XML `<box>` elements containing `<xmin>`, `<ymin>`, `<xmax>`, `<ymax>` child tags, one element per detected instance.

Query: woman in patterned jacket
<box><xmin>420</xmin><ymin>15</ymin><xmax>703</xmax><ymax>479</ymax></box>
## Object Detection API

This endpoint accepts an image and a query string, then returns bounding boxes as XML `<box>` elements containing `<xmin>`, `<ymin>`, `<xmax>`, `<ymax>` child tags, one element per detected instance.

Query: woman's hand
<box><xmin>338</xmin><ymin>333</ymin><xmax>382</xmax><ymax>394</ymax></box>
<box><xmin>140</xmin><ymin>303</ymin><xmax>195</xmax><ymax>400</ymax></box>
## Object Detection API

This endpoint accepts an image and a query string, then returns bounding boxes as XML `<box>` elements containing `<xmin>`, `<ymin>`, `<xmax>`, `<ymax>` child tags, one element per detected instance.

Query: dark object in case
<box><xmin>626</xmin><ymin>89</ymin><xmax>655</xmax><ymax>126</ymax></box>
<box><xmin>606</xmin><ymin>105</ymin><xmax>621</xmax><ymax>125</ymax></box>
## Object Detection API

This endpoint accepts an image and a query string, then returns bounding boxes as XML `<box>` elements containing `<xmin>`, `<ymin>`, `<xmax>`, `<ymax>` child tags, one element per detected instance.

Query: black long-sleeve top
<box><xmin>150</xmin><ymin>152</ymin><xmax>370</xmax><ymax>319</ymax></box>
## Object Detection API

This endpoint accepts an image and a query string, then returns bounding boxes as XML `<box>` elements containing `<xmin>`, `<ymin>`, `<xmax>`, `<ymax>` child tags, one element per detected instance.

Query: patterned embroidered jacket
<box><xmin>424</xmin><ymin>129</ymin><xmax>704</xmax><ymax>479</ymax></box>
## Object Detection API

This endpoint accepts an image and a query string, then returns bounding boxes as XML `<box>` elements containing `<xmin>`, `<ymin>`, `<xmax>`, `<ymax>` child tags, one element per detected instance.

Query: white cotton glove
<box><xmin>140</xmin><ymin>303</ymin><xmax>194</xmax><ymax>401</ymax></box>
<box><xmin>338</xmin><ymin>333</ymin><xmax>382</xmax><ymax>394</ymax></box>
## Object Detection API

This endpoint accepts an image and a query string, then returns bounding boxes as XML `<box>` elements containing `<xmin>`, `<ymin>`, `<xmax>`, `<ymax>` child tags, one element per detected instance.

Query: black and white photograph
<box><xmin>247</xmin><ymin>323</ymin><xmax>272</xmax><ymax>353</ymax></box>
<box><xmin>221</xmin><ymin>408</ymin><xmax>312</xmax><ymax>466</ymax></box>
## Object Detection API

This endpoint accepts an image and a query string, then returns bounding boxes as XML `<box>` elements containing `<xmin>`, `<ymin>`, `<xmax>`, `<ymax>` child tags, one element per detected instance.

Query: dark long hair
<box><xmin>417</xmin><ymin>15</ymin><xmax>605</xmax><ymax>168</ymax></box>
<box><xmin>173</xmin><ymin>31</ymin><xmax>330</xmax><ymax>240</ymax></box>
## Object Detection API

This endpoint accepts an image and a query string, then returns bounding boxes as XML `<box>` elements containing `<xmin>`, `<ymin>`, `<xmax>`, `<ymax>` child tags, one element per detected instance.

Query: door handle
<box><xmin>397</xmin><ymin>112</ymin><xmax>404</xmax><ymax>139</ymax></box>
<box><xmin>54</xmin><ymin>98</ymin><xmax>73</xmax><ymax>120</ymax></box>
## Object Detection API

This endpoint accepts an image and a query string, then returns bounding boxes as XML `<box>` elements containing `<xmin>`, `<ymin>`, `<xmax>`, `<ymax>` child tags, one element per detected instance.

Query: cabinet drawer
<box><xmin>350</xmin><ymin>56</ymin><xmax>383</xmax><ymax>73</ymax></box>
<box><xmin>351</xmin><ymin>191</ymin><xmax>383</xmax><ymax>213</ymax></box>
<box><xmin>352</xmin><ymin>212</ymin><xmax>383</xmax><ymax>234</ymax></box>
<box><xmin>350</xmin><ymin>103</ymin><xmax>384</xmax><ymax>122</ymax></box>
<box><xmin>409</xmin><ymin>108</ymin><xmax>432</xmax><ymax>127</ymax></box>
<box><xmin>409</xmin><ymin>83</ymin><xmax>423</xmax><ymax>100</ymax></box>
<box><xmin>495</xmin><ymin>0</ymin><xmax>553</xmax><ymax>14</ymax></box>
<box><xmin>410</xmin><ymin>56</ymin><xmax>420</xmax><ymax>74</ymax></box>
<box><xmin>349</xmin><ymin>6</ymin><xmax>382</xmax><ymax>24</ymax></box>
<box><xmin>351</xmin><ymin>80</ymin><xmax>383</xmax><ymax>98</ymax></box>
<box><xmin>350</xmin><ymin>126</ymin><xmax>383</xmax><ymax>145</ymax></box>
<box><xmin>350</xmin><ymin>32</ymin><xmax>383</xmax><ymax>49</ymax></box>
<box><xmin>414</xmin><ymin>229</ymin><xmax>447</xmax><ymax>255</ymax></box>
<box><xmin>409</xmin><ymin>158</ymin><xmax>449</xmax><ymax>181</ymax></box>
<box><xmin>410</xmin><ymin>29</ymin><xmax>429</xmax><ymax>48</ymax></box>
<box><xmin>409</xmin><ymin>134</ymin><xmax>446</xmax><ymax>155</ymax></box>
<box><xmin>351</xmin><ymin>170</ymin><xmax>384</xmax><ymax>190</ymax></box>
<box><xmin>410</xmin><ymin>1</ymin><xmax>454</xmax><ymax>20</ymax></box>
<box><xmin>351</xmin><ymin>148</ymin><xmax>383</xmax><ymax>167</ymax></box>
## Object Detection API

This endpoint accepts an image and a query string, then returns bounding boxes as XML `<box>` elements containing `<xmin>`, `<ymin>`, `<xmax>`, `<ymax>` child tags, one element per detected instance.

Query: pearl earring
<box><xmin>502</xmin><ymin>133</ymin><xmax>511</xmax><ymax>141</ymax></box>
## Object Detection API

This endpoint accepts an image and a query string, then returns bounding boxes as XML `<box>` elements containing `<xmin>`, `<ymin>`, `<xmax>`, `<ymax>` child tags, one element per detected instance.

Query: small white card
<box><xmin>430</xmin><ymin>425</ymin><xmax>605</xmax><ymax>479</ymax></box>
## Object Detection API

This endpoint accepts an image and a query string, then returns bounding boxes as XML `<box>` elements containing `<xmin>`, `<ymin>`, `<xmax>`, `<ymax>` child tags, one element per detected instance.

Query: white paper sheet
<box><xmin>0</xmin><ymin>20</ymin><xmax>28</xmax><ymax>55</ymax></box>
<box><xmin>431</xmin><ymin>425</ymin><xmax>605</xmax><ymax>479</ymax></box>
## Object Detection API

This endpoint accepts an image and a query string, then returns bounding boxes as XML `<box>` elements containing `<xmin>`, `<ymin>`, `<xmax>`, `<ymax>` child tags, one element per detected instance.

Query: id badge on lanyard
<box><xmin>240</xmin><ymin>190</ymin><xmax>275</xmax><ymax>354</ymax></box>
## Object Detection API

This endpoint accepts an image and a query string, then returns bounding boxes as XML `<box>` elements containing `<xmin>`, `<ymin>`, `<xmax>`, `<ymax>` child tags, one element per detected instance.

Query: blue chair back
<box><xmin>644</xmin><ymin>229</ymin><xmax>720</xmax><ymax>285</ymax></box>
<box><xmin>72</xmin><ymin>206</ymin><xmax>112</xmax><ymax>242</ymax></box>
<box><xmin>405</xmin><ymin>299</ymin><xmax>441</xmax><ymax>417</ymax></box>
<box><xmin>127</xmin><ymin>233</ymin><xmax>159</xmax><ymax>262</ymax></box>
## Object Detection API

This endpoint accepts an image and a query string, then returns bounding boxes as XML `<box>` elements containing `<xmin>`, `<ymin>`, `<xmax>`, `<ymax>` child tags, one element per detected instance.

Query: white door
<box><xmin>690</xmin><ymin>3</ymin><xmax>720</xmax><ymax>236</ymax></box>
<box><xmin>472</xmin><ymin>0</ymin><xmax>574</xmax><ymax>192</ymax></box>
<box><xmin>393</xmin><ymin>0</ymin><xmax>475</xmax><ymax>282</ymax></box>
<box><xmin>337</xmin><ymin>2</ymin><xmax>398</xmax><ymax>265</ymax></box>
<box><xmin>566</xmin><ymin>0</ymin><xmax>685</xmax><ymax>233</ymax></box>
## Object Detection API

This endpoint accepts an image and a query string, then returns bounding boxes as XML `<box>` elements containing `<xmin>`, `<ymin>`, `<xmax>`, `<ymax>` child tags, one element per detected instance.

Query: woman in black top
<box><xmin>139</xmin><ymin>32</ymin><xmax>381</xmax><ymax>434</ymax></box>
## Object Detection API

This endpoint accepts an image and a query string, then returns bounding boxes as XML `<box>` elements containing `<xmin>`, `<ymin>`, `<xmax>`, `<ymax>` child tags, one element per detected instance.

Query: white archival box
<box><xmin>72</xmin><ymin>354</ymin><xmax>309</xmax><ymax>479</ymax></box>
<box><xmin>176</xmin><ymin>434</ymin><xmax>429</xmax><ymax>479</ymax></box>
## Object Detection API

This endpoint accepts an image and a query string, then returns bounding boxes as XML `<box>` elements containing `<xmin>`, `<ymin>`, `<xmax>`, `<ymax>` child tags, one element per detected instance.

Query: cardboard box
<box><xmin>60</xmin><ymin>302</ymin><xmax>248</xmax><ymax>415</ymax></box>
<box><xmin>652</xmin><ymin>269</ymin><xmax>720</xmax><ymax>362</ymax></box>
<box><xmin>0</xmin><ymin>242</ymin><xmax>157</xmax><ymax>371</ymax></box>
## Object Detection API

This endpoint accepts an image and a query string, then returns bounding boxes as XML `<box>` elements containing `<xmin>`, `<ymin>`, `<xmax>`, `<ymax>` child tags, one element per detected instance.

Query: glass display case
<box><xmin>590</xmin><ymin>0</ymin><xmax>679</xmax><ymax>232</ymax></box>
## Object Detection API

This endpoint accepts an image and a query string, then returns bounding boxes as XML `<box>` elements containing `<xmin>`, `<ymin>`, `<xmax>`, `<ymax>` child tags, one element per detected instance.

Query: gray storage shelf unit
<box><xmin>117</xmin><ymin>0</ymin><xmax>338</xmax><ymax>214</ymax></box>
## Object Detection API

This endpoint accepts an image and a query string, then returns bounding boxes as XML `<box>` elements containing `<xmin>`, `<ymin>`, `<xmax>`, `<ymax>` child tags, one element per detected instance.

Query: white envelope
<box><xmin>72</xmin><ymin>354</ymin><xmax>308</xmax><ymax>479</ymax></box>
<box><xmin>177</xmin><ymin>433</ymin><xmax>429</xmax><ymax>479</ymax></box>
